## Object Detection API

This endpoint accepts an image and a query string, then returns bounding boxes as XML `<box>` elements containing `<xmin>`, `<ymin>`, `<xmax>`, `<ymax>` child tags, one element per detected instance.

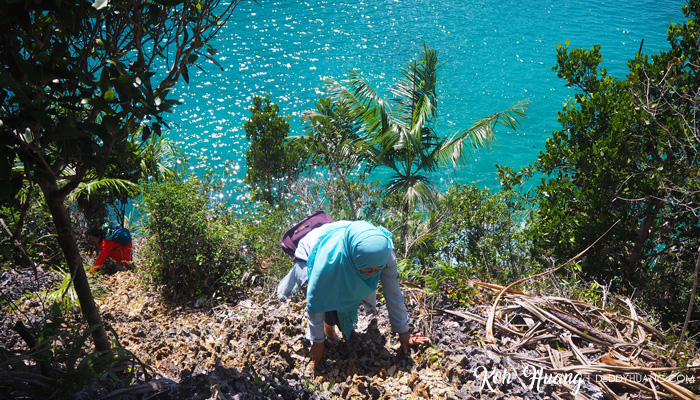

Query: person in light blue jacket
<box><xmin>277</xmin><ymin>220</ymin><xmax>429</xmax><ymax>364</ymax></box>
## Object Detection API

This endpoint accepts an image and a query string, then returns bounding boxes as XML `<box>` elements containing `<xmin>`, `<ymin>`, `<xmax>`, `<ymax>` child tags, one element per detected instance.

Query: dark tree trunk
<box><xmin>40</xmin><ymin>182</ymin><xmax>111</xmax><ymax>352</ymax></box>
<box><xmin>330</xmin><ymin>161</ymin><xmax>357</xmax><ymax>218</ymax></box>
<box><xmin>401</xmin><ymin>201</ymin><xmax>410</xmax><ymax>258</ymax></box>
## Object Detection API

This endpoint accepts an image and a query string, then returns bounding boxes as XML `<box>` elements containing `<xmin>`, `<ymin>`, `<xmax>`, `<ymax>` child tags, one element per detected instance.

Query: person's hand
<box><xmin>310</xmin><ymin>341</ymin><xmax>325</xmax><ymax>365</ymax></box>
<box><xmin>398</xmin><ymin>331</ymin><xmax>430</xmax><ymax>353</ymax></box>
<box><xmin>87</xmin><ymin>267</ymin><xmax>100</xmax><ymax>275</ymax></box>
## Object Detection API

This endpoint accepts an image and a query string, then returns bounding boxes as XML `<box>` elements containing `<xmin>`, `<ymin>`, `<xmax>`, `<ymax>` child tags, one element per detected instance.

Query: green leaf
<box><xmin>103</xmin><ymin>89</ymin><xmax>116</xmax><ymax>101</ymax></box>
<box><xmin>181</xmin><ymin>64</ymin><xmax>189</xmax><ymax>84</ymax></box>
<box><xmin>92</xmin><ymin>0</ymin><xmax>109</xmax><ymax>10</ymax></box>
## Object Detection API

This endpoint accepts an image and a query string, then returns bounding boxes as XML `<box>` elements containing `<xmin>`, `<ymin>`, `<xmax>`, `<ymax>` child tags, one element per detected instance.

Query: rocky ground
<box><xmin>2</xmin><ymin>267</ymin><xmax>698</xmax><ymax>399</ymax></box>
<box><xmin>84</xmin><ymin>272</ymin><xmax>502</xmax><ymax>400</ymax></box>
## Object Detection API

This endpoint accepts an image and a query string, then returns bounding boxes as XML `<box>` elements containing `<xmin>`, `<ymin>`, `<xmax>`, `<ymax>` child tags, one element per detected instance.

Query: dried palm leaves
<box><xmin>444</xmin><ymin>281</ymin><xmax>700</xmax><ymax>400</ymax></box>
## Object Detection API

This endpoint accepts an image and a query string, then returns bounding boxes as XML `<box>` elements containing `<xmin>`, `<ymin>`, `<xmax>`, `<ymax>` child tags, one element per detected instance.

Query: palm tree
<box><xmin>327</xmin><ymin>44</ymin><xmax>528</xmax><ymax>248</ymax></box>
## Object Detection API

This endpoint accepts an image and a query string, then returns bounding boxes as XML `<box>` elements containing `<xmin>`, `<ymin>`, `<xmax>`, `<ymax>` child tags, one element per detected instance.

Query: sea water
<box><xmin>167</xmin><ymin>0</ymin><xmax>686</xmax><ymax>196</ymax></box>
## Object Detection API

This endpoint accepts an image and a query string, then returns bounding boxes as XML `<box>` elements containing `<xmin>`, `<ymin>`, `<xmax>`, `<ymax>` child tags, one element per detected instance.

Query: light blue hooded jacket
<box><xmin>306</xmin><ymin>221</ymin><xmax>393</xmax><ymax>338</ymax></box>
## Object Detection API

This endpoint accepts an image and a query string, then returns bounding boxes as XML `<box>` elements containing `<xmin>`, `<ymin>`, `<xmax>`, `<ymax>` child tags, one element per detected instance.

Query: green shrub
<box><xmin>411</xmin><ymin>183</ymin><xmax>535</xmax><ymax>303</ymax></box>
<box><xmin>141</xmin><ymin>178</ymin><xmax>247</xmax><ymax>298</ymax></box>
<box><xmin>237</xmin><ymin>206</ymin><xmax>289</xmax><ymax>265</ymax></box>
<box><xmin>243</xmin><ymin>94</ymin><xmax>304</xmax><ymax>205</ymax></box>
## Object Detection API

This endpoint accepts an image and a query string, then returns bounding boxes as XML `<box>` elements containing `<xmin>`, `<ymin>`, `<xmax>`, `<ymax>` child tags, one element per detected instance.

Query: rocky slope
<box><xmin>3</xmin><ymin>268</ymin><xmax>698</xmax><ymax>399</ymax></box>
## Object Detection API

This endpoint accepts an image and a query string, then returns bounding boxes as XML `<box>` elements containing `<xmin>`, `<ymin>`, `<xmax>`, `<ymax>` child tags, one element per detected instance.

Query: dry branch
<box><xmin>464</xmin><ymin>286</ymin><xmax>700</xmax><ymax>399</ymax></box>
<box><xmin>484</xmin><ymin>220</ymin><xmax>621</xmax><ymax>343</ymax></box>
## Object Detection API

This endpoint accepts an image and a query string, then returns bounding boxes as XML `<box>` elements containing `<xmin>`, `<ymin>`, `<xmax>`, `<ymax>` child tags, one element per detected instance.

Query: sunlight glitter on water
<box><xmin>167</xmin><ymin>0</ymin><xmax>685</xmax><ymax>196</ymax></box>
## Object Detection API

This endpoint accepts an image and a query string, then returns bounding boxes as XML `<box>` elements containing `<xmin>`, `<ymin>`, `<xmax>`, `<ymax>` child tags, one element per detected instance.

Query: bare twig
<box><xmin>673</xmin><ymin>247</ymin><xmax>700</xmax><ymax>358</ymax></box>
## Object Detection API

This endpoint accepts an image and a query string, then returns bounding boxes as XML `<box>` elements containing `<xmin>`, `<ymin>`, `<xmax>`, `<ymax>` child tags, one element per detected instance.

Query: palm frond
<box><xmin>8</xmin><ymin>266</ymin><xmax>80</xmax><ymax>313</ymax></box>
<box><xmin>404</xmin><ymin>208</ymin><xmax>449</xmax><ymax>255</ymax></box>
<box><xmin>327</xmin><ymin>73</ymin><xmax>393</xmax><ymax>137</ymax></box>
<box><xmin>69</xmin><ymin>177</ymin><xmax>139</xmax><ymax>203</ymax></box>
<box><xmin>392</xmin><ymin>44</ymin><xmax>440</xmax><ymax>126</ymax></box>
<box><xmin>384</xmin><ymin>173</ymin><xmax>435</xmax><ymax>207</ymax></box>
<box><xmin>418</xmin><ymin>129</ymin><xmax>447</xmax><ymax>172</ymax></box>
<box><xmin>437</xmin><ymin>99</ymin><xmax>529</xmax><ymax>167</ymax></box>
<box><xmin>298</xmin><ymin>97</ymin><xmax>372</xmax><ymax>171</ymax></box>
<box><xmin>405</xmin><ymin>180</ymin><xmax>435</xmax><ymax>208</ymax></box>
<box><xmin>137</xmin><ymin>134</ymin><xmax>186</xmax><ymax>183</ymax></box>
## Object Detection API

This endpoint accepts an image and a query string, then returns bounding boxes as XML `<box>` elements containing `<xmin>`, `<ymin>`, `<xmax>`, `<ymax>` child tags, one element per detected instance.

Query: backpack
<box><xmin>280</xmin><ymin>209</ymin><xmax>334</xmax><ymax>257</ymax></box>
<box><xmin>104</xmin><ymin>224</ymin><xmax>132</xmax><ymax>246</ymax></box>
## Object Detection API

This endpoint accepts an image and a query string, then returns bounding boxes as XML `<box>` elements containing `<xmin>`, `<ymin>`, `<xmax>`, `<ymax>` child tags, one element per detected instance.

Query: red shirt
<box><xmin>94</xmin><ymin>239</ymin><xmax>132</xmax><ymax>266</ymax></box>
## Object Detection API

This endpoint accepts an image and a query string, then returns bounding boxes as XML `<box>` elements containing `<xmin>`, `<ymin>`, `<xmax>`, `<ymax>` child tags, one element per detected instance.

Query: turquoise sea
<box><xmin>168</xmin><ymin>0</ymin><xmax>687</xmax><ymax>196</ymax></box>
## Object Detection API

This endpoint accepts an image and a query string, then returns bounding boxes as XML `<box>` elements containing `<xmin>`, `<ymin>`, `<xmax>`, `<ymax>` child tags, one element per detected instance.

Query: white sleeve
<box><xmin>307</xmin><ymin>310</ymin><xmax>326</xmax><ymax>343</ymax></box>
<box><xmin>295</xmin><ymin>223</ymin><xmax>331</xmax><ymax>261</ymax></box>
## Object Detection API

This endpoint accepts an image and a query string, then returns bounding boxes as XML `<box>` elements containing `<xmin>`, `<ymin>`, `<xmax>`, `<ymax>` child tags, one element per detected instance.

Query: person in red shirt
<box><xmin>86</xmin><ymin>226</ymin><xmax>132</xmax><ymax>274</ymax></box>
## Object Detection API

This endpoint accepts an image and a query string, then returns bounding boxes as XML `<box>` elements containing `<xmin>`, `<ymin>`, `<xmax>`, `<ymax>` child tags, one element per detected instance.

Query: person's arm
<box><xmin>380</xmin><ymin>251</ymin><xmax>409</xmax><ymax>333</ymax></box>
<box><xmin>277</xmin><ymin>261</ymin><xmax>308</xmax><ymax>301</ymax></box>
<box><xmin>92</xmin><ymin>241</ymin><xmax>111</xmax><ymax>267</ymax></box>
<box><xmin>380</xmin><ymin>251</ymin><xmax>430</xmax><ymax>352</ymax></box>
<box><xmin>90</xmin><ymin>240</ymin><xmax>119</xmax><ymax>272</ymax></box>
<box><xmin>307</xmin><ymin>309</ymin><xmax>326</xmax><ymax>364</ymax></box>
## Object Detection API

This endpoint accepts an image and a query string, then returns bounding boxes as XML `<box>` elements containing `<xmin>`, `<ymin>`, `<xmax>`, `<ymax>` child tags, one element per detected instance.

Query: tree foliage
<box><xmin>532</xmin><ymin>0</ymin><xmax>700</xmax><ymax>321</ymax></box>
<box><xmin>141</xmin><ymin>179</ymin><xmax>247</xmax><ymax>299</ymax></box>
<box><xmin>0</xmin><ymin>181</ymin><xmax>60</xmax><ymax>270</ymax></box>
<box><xmin>0</xmin><ymin>0</ymin><xmax>241</xmax><ymax>350</ymax></box>
<box><xmin>135</xmin><ymin>132</ymin><xmax>187</xmax><ymax>185</ymax></box>
<box><xmin>294</xmin><ymin>97</ymin><xmax>367</xmax><ymax>217</ymax></box>
<box><xmin>412</xmin><ymin>182</ymin><xmax>533</xmax><ymax>304</ymax></box>
<box><xmin>244</xmin><ymin>94</ymin><xmax>304</xmax><ymax>205</ymax></box>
